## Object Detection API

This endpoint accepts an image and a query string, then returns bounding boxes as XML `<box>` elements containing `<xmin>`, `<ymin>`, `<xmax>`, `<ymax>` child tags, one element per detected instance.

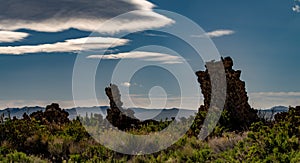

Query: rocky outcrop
<box><xmin>105</xmin><ymin>84</ymin><xmax>141</xmax><ymax>130</ymax></box>
<box><xmin>105</xmin><ymin>84</ymin><xmax>161</xmax><ymax>130</ymax></box>
<box><xmin>195</xmin><ymin>57</ymin><xmax>259</xmax><ymax>131</ymax></box>
<box><xmin>30</xmin><ymin>103</ymin><xmax>70</xmax><ymax>124</ymax></box>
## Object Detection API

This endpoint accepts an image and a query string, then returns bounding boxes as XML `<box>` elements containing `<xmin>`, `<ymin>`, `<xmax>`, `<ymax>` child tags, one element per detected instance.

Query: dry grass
<box><xmin>208</xmin><ymin>132</ymin><xmax>247</xmax><ymax>153</ymax></box>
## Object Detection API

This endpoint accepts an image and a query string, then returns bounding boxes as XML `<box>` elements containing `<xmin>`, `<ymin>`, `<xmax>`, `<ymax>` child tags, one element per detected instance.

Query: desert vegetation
<box><xmin>0</xmin><ymin>57</ymin><xmax>299</xmax><ymax>162</ymax></box>
<box><xmin>0</xmin><ymin>104</ymin><xmax>299</xmax><ymax>162</ymax></box>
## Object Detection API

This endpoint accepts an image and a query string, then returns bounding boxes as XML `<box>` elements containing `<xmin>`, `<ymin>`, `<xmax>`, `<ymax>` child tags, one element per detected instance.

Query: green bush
<box><xmin>0</xmin><ymin>106</ymin><xmax>299</xmax><ymax>162</ymax></box>
<box><xmin>0</xmin><ymin>151</ymin><xmax>46</xmax><ymax>163</ymax></box>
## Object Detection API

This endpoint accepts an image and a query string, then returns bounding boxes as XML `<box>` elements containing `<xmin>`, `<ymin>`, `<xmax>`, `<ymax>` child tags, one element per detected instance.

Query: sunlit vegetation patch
<box><xmin>0</xmin><ymin>105</ymin><xmax>299</xmax><ymax>162</ymax></box>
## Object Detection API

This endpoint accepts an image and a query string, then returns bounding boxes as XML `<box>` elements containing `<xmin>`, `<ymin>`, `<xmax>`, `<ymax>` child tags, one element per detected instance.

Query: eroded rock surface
<box><xmin>105</xmin><ymin>84</ymin><xmax>141</xmax><ymax>130</ymax></box>
<box><xmin>195</xmin><ymin>57</ymin><xmax>259</xmax><ymax>131</ymax></box>
<box><xmin>30</xmin><ymin>103</ymin><xmax>70</xmax><ymax>124</ymax></box>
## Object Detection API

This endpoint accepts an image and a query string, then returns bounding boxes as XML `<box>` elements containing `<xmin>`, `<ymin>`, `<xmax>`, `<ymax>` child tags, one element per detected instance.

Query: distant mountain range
<box><xmin>257</xmin><ymin>106</ymin><xmax>289</xmax><ymax>120</ymax></box>
<box><xmin>0</xmin><ymin>106</ymin><xmax>197</xmax><ymax>121</ymax></box>
<box><xmin>0</xmin><ymin>105</ymin><xmax>289</xmax><ymax>121</ymax></box>
<box><xmin>260</xmin><ymin>106</ymin><xmax>289</xmax><ymax>112</ymax></box>
<box><xmin>0</xmin><ymin>106</ymin><xmax>45</xmax><ymax>119</ymax></box>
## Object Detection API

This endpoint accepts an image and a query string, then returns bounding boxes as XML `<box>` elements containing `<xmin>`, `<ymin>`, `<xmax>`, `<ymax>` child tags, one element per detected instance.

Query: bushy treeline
<box><xmin>0</xmin><ymin>105</ymin><xmax>299</xmax><ymax>162</ymax></box>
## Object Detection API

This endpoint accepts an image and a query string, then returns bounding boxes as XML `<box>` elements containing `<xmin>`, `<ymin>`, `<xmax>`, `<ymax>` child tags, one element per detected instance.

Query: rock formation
<box><xmin>105</xmin><ymin>84</ymin><xmax>161</xmax><ymax>130</ymax></box>
<box><xmin>195</xmin><ymin>57</ymin><xmax>259</xmax><ymax>131</ymax></box>
<box><xmin>30</xmin><ymin>103</ymin><xmax>70</xmax><ymax>124</ymax></box>
<box><xmin>105</xmin><ymin>84</ymin><xmax>141</xmax><ymax>130</ymax></box>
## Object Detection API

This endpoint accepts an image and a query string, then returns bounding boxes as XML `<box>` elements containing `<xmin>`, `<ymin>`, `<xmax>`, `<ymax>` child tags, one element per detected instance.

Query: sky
<box><xmin>0</xmin><ymin>0</ymin><xmax>299</xmax><ymax>109</ymax></box>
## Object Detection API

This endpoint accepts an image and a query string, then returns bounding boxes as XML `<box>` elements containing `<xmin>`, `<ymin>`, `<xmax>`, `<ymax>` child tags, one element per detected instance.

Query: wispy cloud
<box><xmin>293</xmin><ymin>0</ymin><xmax>300</xmax><ymax>13</ymax></box>
<box><xmin>206</xmin><ymin>29</ymin><xmax>235</xmax><ymax>38</ymax></box>
<box><xmin>250</xmin><ymin>92</ymin><xmax>300</xmax><ymax>97</ymax></box>
<box><xmin>0</xmin><ymin>0</ymin><xmax>173</xmax><ymax>33</ymax></box>
<box><xmin>0</xmin><ymin>37</ymin><xmax>129</xmax><ymax>55</ymax></box>
<box><xmin>249</xmin><ymin>92</ymin><xmax>300</xmax><ymax>109</ymax></box>
<box><xmin>142</xmin><ymin>32</ymin><xmax>168</xmax><ymax>37</ymax></box>
<box><xmin>87</xmin><ymin>51</ymin><xmax>184</xmax><ymax>64</ymax></box>
<box><xmin>0</xmin><ymin>31</ymin><xmax>29</xmax><ymax>43</ymax></box>
<box><xmin>192</xmin><ymin>29</ymin><xmax>235</xmax><ymax>38</ymax></box>
<box><xmin>121</xmin><ymin>82</ymin><xmax>131</xmax><ymax>87</ymax></box>
<box><xmin>293</xmin><ymin>5</ymin><xmax>300</xmax><ymax>13</ymax></box>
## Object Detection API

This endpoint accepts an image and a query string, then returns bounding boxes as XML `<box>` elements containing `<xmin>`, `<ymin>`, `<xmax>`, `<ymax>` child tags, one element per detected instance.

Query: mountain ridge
<box><xmin>0</xmin><ymin>105</ymin><xmax>197</xmax><ymax>121</ymax></box>
<box><xmin>0</xmin><ymin>105</ymin><xmax>290</xmax><ymax>121</ymax></box>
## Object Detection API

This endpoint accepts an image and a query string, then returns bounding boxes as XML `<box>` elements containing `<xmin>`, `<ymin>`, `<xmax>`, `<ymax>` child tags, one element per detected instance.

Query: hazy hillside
<box><xmin>0</xmin><ymin>106</ymin><xmax>196</xmax><ymax>121</ymax></box>
<box><xmin>257</xmin><ymin>106</ymin><xmax>289</xmax><ymax>120</ymax></box>
<box><xmin>1</xmin><ymin>105</ymin><xmax>290</xmax><ymax>122</ymax></box>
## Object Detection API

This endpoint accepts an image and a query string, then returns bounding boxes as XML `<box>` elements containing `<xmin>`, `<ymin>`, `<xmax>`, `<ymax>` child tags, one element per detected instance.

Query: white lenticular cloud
<box><xmin>206</xmin><ymin>29</ymin><xmax>235</xmax><ymax>38</ymax></box>
<box><xmin>0</xmin><ymin>31</ymin><xmax>29</xmax><ymax>43</ymax></box>
<box><xmin>87</xmin><ymin>51</ymin><xmax>184</xmax><ymax>64</ymax></box>
<box><xmin>0</xmin><ymin>37</ymin><xmax>129</xmax><ymax>55</ymax></box>
<box><xmin>191</xmin><ymin>29</ymin><xmax>235</xmax><ymax>38</ymax></box>
<box><xmin>0</xmin><ymin>0</ymin><xmax>173</xmax><ymax>33</ymax></box>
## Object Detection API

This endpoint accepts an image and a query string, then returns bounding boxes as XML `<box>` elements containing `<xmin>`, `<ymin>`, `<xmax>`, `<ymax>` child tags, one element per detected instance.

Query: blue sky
<box><xmin>0</xmin><ymin>0</ymin><xmax>299</xmax><ymax>109</ymax></box>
